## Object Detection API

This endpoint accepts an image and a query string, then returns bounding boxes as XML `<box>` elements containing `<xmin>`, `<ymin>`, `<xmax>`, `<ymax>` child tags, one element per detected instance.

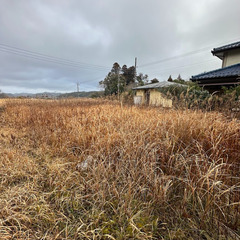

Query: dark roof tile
<box><xmin>212</xmin><ymin>41</ymin><xmax>240</xmax><ymax>54</ymax></box>
<box><xmin>191</xmin><ymin>63</ymin><xmax>240</xmax><ymax>80</ymax></box>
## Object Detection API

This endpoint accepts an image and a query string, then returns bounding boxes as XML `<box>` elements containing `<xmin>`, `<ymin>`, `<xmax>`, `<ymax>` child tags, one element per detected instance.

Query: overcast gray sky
<box><xmin>0</xmin><ymin>0</ymin><xmax>240</xmax><ymax>93</ymax></box>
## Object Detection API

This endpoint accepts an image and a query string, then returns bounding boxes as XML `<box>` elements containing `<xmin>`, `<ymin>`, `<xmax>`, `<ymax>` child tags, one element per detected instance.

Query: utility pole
<box><xmin>134</xmin><ymin>57</ymin><xmax>137</xmax><ymax>86</ymax></box>
<box><xmin>117</xmin><ymin>68</ymin><xmax>120</xmax><ymax>101</ymax></box>
<box><xmin>77</xmin><ymin>82</ymin><xmax>79</xmax><ymax>92</ymax></box>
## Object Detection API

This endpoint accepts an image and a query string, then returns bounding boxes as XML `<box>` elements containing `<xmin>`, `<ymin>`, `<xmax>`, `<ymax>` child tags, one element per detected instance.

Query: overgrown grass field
<box><xmin>0</xmin><ymin>99</ymin><xmax>239</xmax><ymax>239</ymax></box>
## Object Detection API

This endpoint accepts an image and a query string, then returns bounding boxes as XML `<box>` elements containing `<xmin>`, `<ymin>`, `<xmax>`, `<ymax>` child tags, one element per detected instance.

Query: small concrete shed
<box><xmin>132</xmin><ymin>81</ymin><xmax>181</xmax><ymax>107</ymax></box>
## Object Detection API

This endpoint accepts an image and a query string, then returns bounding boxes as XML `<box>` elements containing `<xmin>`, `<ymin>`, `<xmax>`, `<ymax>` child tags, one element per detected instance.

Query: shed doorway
<box><xmin>145</xmin><ymin>90</ymin><xmax>150</xmax><ymax>105</ymax></box>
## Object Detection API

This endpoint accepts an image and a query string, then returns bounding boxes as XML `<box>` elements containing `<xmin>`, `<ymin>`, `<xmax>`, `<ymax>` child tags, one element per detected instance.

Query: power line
<box><xmin>0</xmin><ymin>43</ymin><xmax>109</xmax><ymax>71</ymax></box>
<box><xmin>2</xmin><ymin>36</ymin><xmax>240</xmax><ymax>89</ymax></box>
<box><xmin>140</xmin><ymin>36</ymin><xmax>240</xmax><ymax>68</ymax></box>
<box><xmin>149</xmin><ymin>59</ymin><xmax>219</xmax><ymax>76</ymax></box>
<box><xmin>0</xmin><ymin>43</ymin><xmax>108</xmax><ymax>91</ymax></box>
<box><xmin>0</xmin><ymin>48</ymin><xmax>107</xmax><ymax>72</ymax></box>
<box><xmin>0</xmin><ymin>46</ymin><xmax>106</xmax><ymax>85</ymax></box>
<box><xmin>0</xmin><ymin>43</ymin><xmax>109</xmax><ymax>69</ymax></box>
<box><xmin>140</xmin><ymin>47</ymin><xmax>210</xmax><ymax>68</ymax></box>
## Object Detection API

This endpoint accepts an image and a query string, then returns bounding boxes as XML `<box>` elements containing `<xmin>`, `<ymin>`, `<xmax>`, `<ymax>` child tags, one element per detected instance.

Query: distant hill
<box><xmin>5</xmin><ymin>91</ymin><xmax>104</xmax><ymax>99</ymax></box>
<box><xmin>6</xmin><ymin>92</ymin><xmax>61</xmax><ymax>98</ymax></box>
<box><xmin>0</xmin><ymin>93</ymin><xmax>8</xmax><ymax>98</ymax></box>
<box><xmin>0</xmin><ymin>91</ymin><xmax>9</xmax><ymax>98</ymax></box>
<box><xmin>58</xmin><ymin>91</ymin><xmax>104</xmax><ymax>98</ymax></box>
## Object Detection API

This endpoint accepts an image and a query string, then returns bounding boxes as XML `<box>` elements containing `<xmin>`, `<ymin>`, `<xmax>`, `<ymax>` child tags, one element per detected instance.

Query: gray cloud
<box><xmin>0</xmin><ymin>0</ymin><xmax>240</xmax><ymax>93</ymax></box>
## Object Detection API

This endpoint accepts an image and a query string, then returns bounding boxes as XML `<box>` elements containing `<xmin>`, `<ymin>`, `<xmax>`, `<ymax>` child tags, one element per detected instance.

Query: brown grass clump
<box><xmin>0</xmin><ymin>98</ymin><xmax>239</xmax><ymax>239</ymax></box>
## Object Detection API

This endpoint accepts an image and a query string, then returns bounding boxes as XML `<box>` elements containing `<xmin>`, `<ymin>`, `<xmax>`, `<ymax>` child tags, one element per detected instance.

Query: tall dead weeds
<box><xmin>0</xmin><ymin>99</ymin><xmax>239</xmax><ymax>239</ymax></box>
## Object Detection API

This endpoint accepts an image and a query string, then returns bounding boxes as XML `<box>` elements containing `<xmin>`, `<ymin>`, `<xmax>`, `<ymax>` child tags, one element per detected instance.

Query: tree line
<box><xmin>99</xmin><ymin>62</ymin><xmax>150</xmax><ymax>96</ymax></box>
<box><xmin>99</xmin><ymin>62</ymin><xmax>188</xmax><ymax>96</ymax></box>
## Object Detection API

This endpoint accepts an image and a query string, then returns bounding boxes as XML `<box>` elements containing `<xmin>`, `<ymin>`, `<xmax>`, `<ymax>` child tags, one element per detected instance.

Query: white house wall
<box><xmin>223</xmin><ymin>49</ymin><xmax>240</xmax><ymax>67</ymax></box>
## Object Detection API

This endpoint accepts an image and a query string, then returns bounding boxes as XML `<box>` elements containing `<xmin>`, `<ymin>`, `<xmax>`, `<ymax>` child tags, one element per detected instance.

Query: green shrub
<box><xmin>158</xmin><ymin>82</ymin><xmax>240</xmax><ymax>112</ymax></box>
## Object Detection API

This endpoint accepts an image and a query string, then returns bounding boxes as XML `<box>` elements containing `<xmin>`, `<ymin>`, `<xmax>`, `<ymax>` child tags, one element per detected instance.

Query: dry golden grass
<box><xmin>0</xmin><ymin>99</ymin><xmax>7</xmax><ymax>106</ymax></box>
<box><xmin>0</xmin><ymin>98</ymin><xmax>239</xmax><ymax>239</ymax></box>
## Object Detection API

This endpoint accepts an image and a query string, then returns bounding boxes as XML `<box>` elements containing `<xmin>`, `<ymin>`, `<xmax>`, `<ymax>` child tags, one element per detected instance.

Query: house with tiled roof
<box><xmin>191</xmin><ymin>41</ymin><xmax>240</xmax><ymax>92</ymax></box>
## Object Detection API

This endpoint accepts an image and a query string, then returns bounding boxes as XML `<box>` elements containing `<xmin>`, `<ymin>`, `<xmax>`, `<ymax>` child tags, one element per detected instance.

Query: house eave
<box><xmin>199</xmin><ymin>81</ymin><xmax>240</xmax><ymax>87</ymax></box>
<box><xmin>211</xmin><ymin>42</ymin><xmax>240</xmax><ymax>57</ymax></box>
<box><xmin>211</xmin><ymin>51</ymin><xmax>224</xmax><ymax>60</ymax></box>
<box><xmin>191</xmin><ymin>75</ymin><xmax>240</xmax><ymax>87</ymax></box>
